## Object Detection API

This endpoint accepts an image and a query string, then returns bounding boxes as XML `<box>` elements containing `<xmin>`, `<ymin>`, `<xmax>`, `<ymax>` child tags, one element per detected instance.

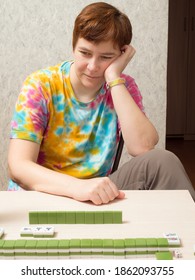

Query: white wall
<box><xmin>0</xmin><ymin>0</ymin><xmax>168</xmax><ymax>189</ymax></box>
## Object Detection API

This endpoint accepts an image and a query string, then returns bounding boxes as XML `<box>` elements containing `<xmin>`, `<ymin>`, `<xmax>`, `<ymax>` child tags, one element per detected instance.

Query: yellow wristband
<box><xmin>107</xmin><ymin>78</ymin><xmax>126</xmax><ymax>88</ymax></box>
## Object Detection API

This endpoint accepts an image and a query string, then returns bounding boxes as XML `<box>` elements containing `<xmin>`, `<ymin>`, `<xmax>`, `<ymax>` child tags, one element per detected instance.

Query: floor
<box><xmin>166</xmin><ymin>138</ymin><xmax>195</xmax><ymax>189</ymax></box>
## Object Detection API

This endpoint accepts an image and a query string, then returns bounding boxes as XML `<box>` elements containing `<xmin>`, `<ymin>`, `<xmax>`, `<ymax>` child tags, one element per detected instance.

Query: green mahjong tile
<box><xmin>113</xmin><ymin>211</ymin><xmax>122</xmax><ymax>223</ymax></box>
<box><xmin>3</xmin><ymin>240</ymin><xmax>15</xmax><ymax>257</ymax></box>
<box><xmin>36</xmin><ymin>240</ymin><xmax>48</xmax><ymax>257</ymax></box>
<box><xmin>47</xmin><ymin>239</ymin><xmax>59</xmax><ymax>249</ymax></box>
<box><xmin>14</xmin><ymin>239</ymin><xmax>27</xmax><ymax>249</ymax></box>
<box><xmin>114</xmin><ymin>239</ymin><xmax>125</xmax><ymax>249</ymax></box>
<box><xmin>135</xmin><ymin>239</ymin><xmax>147</xmax><ymax>254</ymax></box>
<box><xmin>94</xmin><ymin>212</ymin><xmax>104</xmax><ymax>224</ymax></box>
<box><xmin>36</xmin><ymin>250</ymin><xmax>48</xmax><ymax>257</ymax></box>
<box><xmin>114</xmin><ymin>251</ymin><xmax>125</xmax><ymax>257</ymax></box>
<box><xmin>3</xmin><ymin>240</ymin><xmax>15</xmax><ymax>250</ymax></box>
<box><xmin>91</xmin><ymin>239</ymin><xmax>103</xmax><ymax>248</ymax></box>
<box><xmin>0</xmin><ymin>240</ymin><xmax>5</xmax><ymax>247</ymax></box>
<box><xmin>85</xmin><ymin>211</ymin><xmax>94</xmax><ymax>224</ymax></box>
<box><xmin>47</xmin><ymin>239</ymin><xmax>59</xmax><ymax>256</ymax></box>
<box><xmin>124</xmin><ymin>238</ymin><xmax>136</xmax><ymax>249</ymax></box>
<box><xmin>103</xmin><ymin>239</ymin><xmax>113</xmax><ymax>248</ymax></box>
<box><xmin>58</xmin><ymin>239</ymin><xmax>69</xmax><ymax>249</ymax></box>
<box><xmin>36</xmin><ymin>240</ymin><xmax>48</xmax><ymax>249</ymax></box>
<box><xmin>137</xmin><ymin>251</ymin><xmax>148</xmax><ymax>255</ymax></box>
<box><xmin>26</xmin><ymin>252</ymin><xmax>37</xmax><ymax>256</ymax></box>
<box><xmin>58</xmin><ymin>252</ymin><xmax>70</xmax><ymax>257</ymax></box>
<box><xmin>157</xmin><ymin>238</ymin><xmax>169</xmax><ymax>248</ymax></box>
<box><xmin>29</xmin><ymin>212</ymin><xmax>38</xmax><ymax>224</ymax></box>
<box><xmin>37</xmin><ymin>252</ymin><xmax>48</xmax><ymax>257</ymax></box>
<box><xmin>15</xmin><ymin>252</ymin><xmax>26</xmax><ymax>257</ymax></box>
<box><xmin>66</xmin><ymin>212</ymin><xmax>76</xmax><ymax>224</ymax></box>
<box><xmin>76</xmin><ymin>212</ymin><xmax>85</xmax><ymax>224</ymax></box>
<box><xmin>4</xmin><ymin>252</ymin><xmax>15</xmax><ymax>257</ymax></box>
<box><xmin>103</xmin><ymin>211</ymin><xmax>113</xmax><ymax>224</ymax></box>
<box><xmin>25</xmin><ymin>240</ymin><xmax>37</xmax><ymax>250</ymax></box>
<box><xmin>103</xmin><ymin>251</ymin><xmax>114</xmax><ymax>256</ymax></box>
<box><xmin>146</xmin><ymin>238</ymin><xmax>158</xmax><ymax>248</ymax></box>
<box><xmin>125</xmin><ymin>251</ymin><xmax>137</xmax><ymax>257</ymax></box>
<box><xmin>146</xmin><ymin>238</ymin><xmax>158</xmax><ymax>254</ymax></box>
<box><xmin>91</xmin><ymin>251</ymin><xmax>103</xmax><ymax>256</ymax></box>
<box><xmin>155</xmin><ymin>251</ymin><xmax>173</xmax><ymax>260</ymax></box>
<box><xmin>135</xmin><ymin>238</ymin><xmax>147</xmax><ymax>248</ymax></box>
<box><xmin>47</xmin><ymin>252</ymin><xmax>59</xmax><ymax>257</ymax></box>
<box><xmin>56</xmin><ymin>211</ymin><xmax>66</xmax><ymax>224</ymax></box>
<box><xmin>70</xmin><ymin>239</ymin><xmax>80</xmax><ymax>249</ymax></box>
<box><xmin>114</xmin><ymin>240</ymin><xmax>125</xmax><ymax>257</ymax></box>
<box><xmin>38</xmin><ymin>211</ymin><xmax>48</xmax><ymax>224</ymax></box>
<box><xmin>14</xmin><ymin>240</ymin><xmax>27</xmax><ymax>256</ymax></box>
<box><xmin>25</xmin><ymin>241</ymin><xmax>37</xmax><ymax>255</ymax></box>
<box><xmin>81</xmin><ymin>251</ymin><xmax>92</xmax><ymax>256</ymax></box>
<box><xmin>81</xmin><ymin>239</ymin><xmax>92</xmax><ymax>248</ymax></box>
<box><xmin>47</xmin><ymin>211</ymin><xmax>57</xmax><ymax>224</ymax></box>
<box><xmin>70</xmin><ymin>252</ymin><xmax>80</xmax><ymax>256</ymax></box>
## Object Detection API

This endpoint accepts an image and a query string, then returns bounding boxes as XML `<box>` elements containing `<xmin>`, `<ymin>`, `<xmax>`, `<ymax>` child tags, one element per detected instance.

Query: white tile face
<box><xmin>20</xmin><ymin>226</ymin><xmax>55</xmax><ymax>237</ymax></box>
<box><xmin>43</xmin><ymin>226</ymin><xmax>55</xmax><ymax>236</ymax></box>
<box><xmin>33</xmin><ymin>226</ymin><xmax>46</xmax><ymax>236</ymax></box>
<box><xmin>33</xmin><ymin>226</ymin><xmax>55</xmax><ymax>236</ymax></box>
<box><xmin>174</xmin><ymin>249</ymin><xmax>182</xmax><ymax>258</ymax></box>
<box><xmin>20</xmin><ymin>227</ymin><xmax>33</xmax><ymax>236</ymax></box>
<box><xmin>163</xmin><ymin>233</ymin><xmax>181</xmax><ymax>246</ymax></box>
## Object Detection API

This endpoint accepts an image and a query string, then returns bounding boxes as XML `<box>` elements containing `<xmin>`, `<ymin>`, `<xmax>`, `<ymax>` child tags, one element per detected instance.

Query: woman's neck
<box><xmin>70</xmin><ymin>63</ymin><xmax>103</xmax><ymax>103</ymax></box>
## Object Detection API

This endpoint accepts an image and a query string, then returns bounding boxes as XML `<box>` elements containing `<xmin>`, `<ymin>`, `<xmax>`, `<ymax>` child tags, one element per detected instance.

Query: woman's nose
<box><xmin>87</xmin><ymin>58</ymin><xmax>99</xmax><ymax>72</ymax></box>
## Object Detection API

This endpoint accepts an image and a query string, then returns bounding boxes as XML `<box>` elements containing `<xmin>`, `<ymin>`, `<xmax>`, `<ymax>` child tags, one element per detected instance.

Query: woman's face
<box><xmin>72</xmin><ymin>37</ymin><xmax>121</xmax><ymax>90</ymax></box>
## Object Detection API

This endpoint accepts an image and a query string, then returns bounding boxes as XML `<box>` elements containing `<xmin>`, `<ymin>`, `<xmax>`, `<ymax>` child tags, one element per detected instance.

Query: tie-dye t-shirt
<box><xmin>9</xmin><ymin>61</ymin><xmax>144</xmax><ymax>190</ymax></box>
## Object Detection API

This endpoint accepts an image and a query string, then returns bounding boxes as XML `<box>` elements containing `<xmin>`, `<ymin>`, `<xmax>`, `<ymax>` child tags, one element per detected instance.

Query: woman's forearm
<box><xmin>110</xmin><ymin>84</ymin><xmax>159</xmax><ymax>156</ymax></box>
<box><xmin>9</xmin><ymin>159</ymin><xmax>80</xmax><ymax>197</ymax></box>
<box><xmin>9</xmin><ymin>158</ymin><xmax>124</xmax><ymax>205</ymax></box>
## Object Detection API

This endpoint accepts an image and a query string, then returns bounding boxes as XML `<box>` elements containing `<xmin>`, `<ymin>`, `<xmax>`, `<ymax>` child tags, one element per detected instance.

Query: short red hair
<box><xmin>72</xmin><ymin>2</ymin><xmax>132</xmax><ymax>50</ymax></box>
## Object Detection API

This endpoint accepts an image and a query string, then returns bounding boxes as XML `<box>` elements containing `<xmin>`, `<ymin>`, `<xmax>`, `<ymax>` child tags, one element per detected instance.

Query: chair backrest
<box><xmin>111</xmin><ymin>134</ymin><xmax>124</xmax><ymax>174</ymax></box>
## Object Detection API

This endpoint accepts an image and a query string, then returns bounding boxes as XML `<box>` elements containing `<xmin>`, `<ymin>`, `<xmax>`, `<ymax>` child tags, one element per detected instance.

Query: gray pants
<box><xmin>109</xmin><ymin>149</ymin><xmax>195</xmax><ymax>201</ymax></box>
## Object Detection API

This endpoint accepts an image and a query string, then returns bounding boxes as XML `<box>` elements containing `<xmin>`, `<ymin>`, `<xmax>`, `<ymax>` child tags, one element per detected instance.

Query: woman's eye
<box><xmin>80</xmin><ymin>51</ymin><xmax>91</xmax><ymax>56</ymax></box>
<box><xmin>101</xmin><ymin>56</ymin><xmax>113</xmax><ymax>60</ymax></box>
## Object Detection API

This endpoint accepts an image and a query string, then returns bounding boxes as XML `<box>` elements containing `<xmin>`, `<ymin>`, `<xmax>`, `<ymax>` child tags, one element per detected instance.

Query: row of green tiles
<box><xmin>0</xmin><ymin>238</ymin><xmax>179</xmax><ymax>250</ymax></box>
<box><xmin>0</xmin><ymin>251</ymin><xmax>173</xmax><ymax>260</ymax></box>
<box><xmin>29</xmin><ymin>211</ymin><xmax>122</xmax><ymax>224</ymax></box>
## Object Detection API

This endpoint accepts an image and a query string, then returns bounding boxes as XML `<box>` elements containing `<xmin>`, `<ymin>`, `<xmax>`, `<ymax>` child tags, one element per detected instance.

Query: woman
<box><xmin>8</xmin><ymin>2</ymin><xmax>195</xmax><ymax>204</ymax></box>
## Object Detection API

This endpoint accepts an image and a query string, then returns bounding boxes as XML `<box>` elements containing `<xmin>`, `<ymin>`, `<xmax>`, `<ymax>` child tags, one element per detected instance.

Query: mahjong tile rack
<box><xmin>0</xmin><ymin>190</ymin><xmax>195</xmax><ymax>259</ymax></box>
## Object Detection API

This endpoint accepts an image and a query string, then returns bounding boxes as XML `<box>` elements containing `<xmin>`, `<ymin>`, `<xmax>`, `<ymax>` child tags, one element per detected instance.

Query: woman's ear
<box><xmin>120</xmin><ymin>45</ymin><xmax>126</xmax><ymax>54</ymax></box>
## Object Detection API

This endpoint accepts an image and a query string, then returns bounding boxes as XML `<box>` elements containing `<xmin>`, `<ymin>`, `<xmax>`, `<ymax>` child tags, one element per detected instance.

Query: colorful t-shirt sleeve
<box><xmin>10</xmin><ymin>74</ymin><xmax>49</xmax><ymax>144</ymax></box>
<box><xmin>122</xmin><ymin>74</ymin><xmax>145</xmax><ymax>112</ymax></box>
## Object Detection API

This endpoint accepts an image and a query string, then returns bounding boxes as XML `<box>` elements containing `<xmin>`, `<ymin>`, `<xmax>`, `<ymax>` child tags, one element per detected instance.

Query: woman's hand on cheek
<box><xmin>105</xmin><ymin>45</ymin><xmax>136</xmax><ymax>82</ymax></box>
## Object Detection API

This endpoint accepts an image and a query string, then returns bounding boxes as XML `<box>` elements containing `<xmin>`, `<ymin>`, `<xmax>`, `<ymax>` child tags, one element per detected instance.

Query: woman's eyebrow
<box><xmin>78</xmin><ymin>47</ymin><xmax>116</xmax><ymax>56</ymax></box>
<box><xmin>78</xmin><ymin>47</ymin><xmax>90</xmax><ymax>51</ymax></box>
<box><xmin>100</xmin><ymin>52</ymin><xmax>116</xmax><ymax>56</ymax></box>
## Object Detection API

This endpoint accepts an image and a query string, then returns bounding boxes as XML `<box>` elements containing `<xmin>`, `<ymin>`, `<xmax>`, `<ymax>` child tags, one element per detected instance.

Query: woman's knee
<box><xmin>145</xmin><ymin>149</ymin><xmax>181</xmax><ymax>166</ymax></box>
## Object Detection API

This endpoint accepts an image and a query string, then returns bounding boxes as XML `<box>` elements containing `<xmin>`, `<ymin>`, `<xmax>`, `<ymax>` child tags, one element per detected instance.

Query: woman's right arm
<box><xmin>8</xmin><ymin>139</ymin><xmax>124</xmax><ymax>204</ymax></box>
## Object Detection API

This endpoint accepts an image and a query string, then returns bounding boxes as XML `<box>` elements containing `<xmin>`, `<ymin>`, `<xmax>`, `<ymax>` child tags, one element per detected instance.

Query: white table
<box><xmin>0</xmin><ymin>190</ymin><xmax>195</xmax><ymax>259</ymax></box>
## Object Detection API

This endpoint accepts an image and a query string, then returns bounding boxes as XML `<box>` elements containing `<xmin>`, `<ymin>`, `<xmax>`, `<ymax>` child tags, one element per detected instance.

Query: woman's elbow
<box><xmin>127</xmin><ymin>137</ymin><xmax>159</xmax><ymax>157</ymax></box>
